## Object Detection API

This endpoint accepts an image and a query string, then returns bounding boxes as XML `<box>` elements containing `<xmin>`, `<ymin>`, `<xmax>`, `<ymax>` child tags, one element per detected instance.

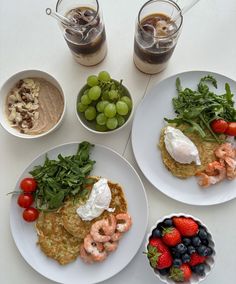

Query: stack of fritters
<box><xmin>36</xmin><ymin>177</ymin><xmax>128</xmax><ymax>265</ymax></box>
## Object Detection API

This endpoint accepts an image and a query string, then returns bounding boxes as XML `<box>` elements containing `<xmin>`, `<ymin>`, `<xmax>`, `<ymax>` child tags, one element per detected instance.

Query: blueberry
<box><xmin>182</xmin><ymin>253</ymin><xmax>191</xmax><ymax>263</ymax></box>
<box><xmin>152</xmin><ymin>228</ymin><xmax>162</xmax><ymax>238</ymax></box>
<box><xmin>201</xmin><ymin>239</ymin><xmax>209</xmax><ymax>246</ymax></box>
<box><xmin>157</xmin><ymin>268</ymin><xmax>170</xmax><ymax>276</ymax></box>
<box><xmin>198</xmin><ymin>228</ymin><xmax>208</xmax><ymax>240</ymax></box>
<box><xmin>176</xmin><ymin>243</ymin><xmax>187</xmax><ymax>254</ymax></box>
<box><xmin>197</xmin><ymin>245</ymin><xmax>208</xmax><ymax>256</ymax></box>
<box><xmin>182</xmin><ymin>237</ymin><xmax>191</xmax><ymax>246</ymax></box>
<box><xmin>187</xmin><ymin>246</ymin><xmax>196</xmax><ymax>255</ymax></box>
<box><xmin>192</xmin><ymin>236</ymin><xmax>201</xmax><ymax>247</ymax></box>
<box><xmin>171</xmin><ymin>248</ymin><xmax>181</xmax><ymax>259</ymax></box>
<box><xmin>163</xmin><ymin>218</ymin><xmax>173</xmax><ymax>227</ymax></box>
<box><xmin>206</xmin><ymin>246</ymin><xmax>213</xmax><ymax>256</ymax></box>
<box><xmin>173</xmin><ymin>258</ymin><xmax>182</xmax><ymax>268</ymax></box>
<box><xmin>193</xmin><ymin>263</ymin><xmax>205</xmax><ymax>276</ymax></box>
<box><xmin>157</xmin><ymin>222</ymin><xmax>164</xmax><ymax>230</ymax></box>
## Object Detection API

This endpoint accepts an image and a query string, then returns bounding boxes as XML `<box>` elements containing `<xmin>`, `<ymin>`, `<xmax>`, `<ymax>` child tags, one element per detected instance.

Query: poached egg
<box><xmin>76</xmin><ymin>178</ymin><xmax>115</xmax><ymax>221</ymax></box>
<box><xmin>164</xmin><ymin>126</ymin><xmax>201</xmax><ymax>165</ymax></box>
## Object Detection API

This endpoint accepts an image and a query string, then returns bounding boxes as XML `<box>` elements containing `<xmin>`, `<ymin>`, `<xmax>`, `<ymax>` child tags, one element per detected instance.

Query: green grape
<box><xmin>87</xmin><ymin>75</ymin><xmax>99</xmax><ymax>87</ymax></box>
<box><xmin>88</xmin><ymin>86</ymin><xmax>101</xmax><ymax>100</ymax></box>
<box><xmin>77</xmin><ymin>102</ymin><xmax>88</xmax><ymax>113</ymax></box>
<box><xmin>106</xmin><ymin>117</ymin><xmax>118</xmax><ymax>130</ymax></box>
<box><xmin>116</xmin><ymin>101</ymin><xmax>129</xmax><ymax>115</ymax></box>
<box><xmin>98</xmin><ymin>71</ymin><xmax>111</xmax><ymax>82</ymax></box>
<box><xmin>101</xmin><ymin>91</ymin><xmax>110</xmax><ymax>101</ymax></box>
<box><xmin>84</xmin><ymin>106</ymin><xmax>96</xmax><ymax>120</ymax></box>
<box><xmin>104</xmin><ymin>103</ymin><xmax>116</xmax><ymax>118</ymax></box>
<box><xmin>116</xmin><ymin>114</ymin><xmax>125</xmax><ymax>126</ymax></box>
<box><xmin>121</xmin><ymin>96</ymin><xmax>132</xmax><ymax>110</ymax></box>
<box><xmin>108</xmin><ymin>90</ymin><xmax>119</xmax><ymax>101</ymax></box>
<box><xmin>96</xmin><ymin>113</ymin><xmax>107</xmax><ymax>125</ymax></box>
<box><xmin>96</xmin><ymin>100</ymin><xmax>109</xmax><ymax>112</ymax></box>
<box><xmin>96</xmin><ymin>124</ymin><xmax>108</xmax><ymax>132</ymax></box>
<box><xmin>110</xmin><ymin>84</ymin><xmax>116</xmax><ymax>90</ymax></box>
<box><xmin>84</xmin><ymin>89</ymin><xmax>89</xmax><ymax>96</ymax></box>
<box><xmin>81</xmin><ymin>94</ymin><xmax>92</xmax><ymax>105</ymax></box>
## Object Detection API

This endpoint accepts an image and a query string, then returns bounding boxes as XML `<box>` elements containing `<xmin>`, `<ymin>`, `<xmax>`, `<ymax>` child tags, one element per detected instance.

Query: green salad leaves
<box><xmin>30</xmin><ymin>141</ymin><xmax>95</xmax><ymax>211</ymax></box>
<box><xmin>165</xmin><ymin>75</ymin><xmax>236</xmax><ymax>143</ymax></box>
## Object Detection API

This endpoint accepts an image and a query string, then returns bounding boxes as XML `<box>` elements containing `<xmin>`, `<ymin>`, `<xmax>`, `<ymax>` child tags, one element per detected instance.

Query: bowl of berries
<box><xmin>145</xmin><ymin>213</ymin><xmax>215</xmax><ymax>283</ymax></box>
<box><xmin>76</xmin><ymin>71</ymin><xmax>133</xmax><ymax>133</ymax></box>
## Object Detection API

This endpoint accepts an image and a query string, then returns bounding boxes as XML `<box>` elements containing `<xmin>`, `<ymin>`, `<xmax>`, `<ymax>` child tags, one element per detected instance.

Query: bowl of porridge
<box><xmin>0</xmin><ymin>70</ymin><xmax>66</xmax><ymax>138</ymax></box>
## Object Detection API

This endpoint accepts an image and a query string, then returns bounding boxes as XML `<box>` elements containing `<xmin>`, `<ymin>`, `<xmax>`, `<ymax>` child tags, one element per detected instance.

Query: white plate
<box><xmin>10</xmin><ymin>142</ymin><xmax>148</xmax><ymax>284</ymax></box>
<box><xmin>132</xmin><ymin>70</ymin><xmax>236</xmax><ymax>205</ymax></box>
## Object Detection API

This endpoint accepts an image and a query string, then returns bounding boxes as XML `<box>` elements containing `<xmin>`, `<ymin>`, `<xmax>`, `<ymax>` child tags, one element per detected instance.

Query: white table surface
<box><xmin>1</xmin><ymin>0</ymin><xmax>236</xmax><ymax>283</ymax></box>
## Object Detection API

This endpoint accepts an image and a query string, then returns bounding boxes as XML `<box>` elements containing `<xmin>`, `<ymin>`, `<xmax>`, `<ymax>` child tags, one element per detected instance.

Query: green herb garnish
<box><xmin>30</xmin><ymin>141</ymin><xmax>95</xmax><ymax>211</ymax></box>
<box><xmin>165</xmin><ymin>75</ymin><xmax>236</xmax><ymax>143</ymax></box>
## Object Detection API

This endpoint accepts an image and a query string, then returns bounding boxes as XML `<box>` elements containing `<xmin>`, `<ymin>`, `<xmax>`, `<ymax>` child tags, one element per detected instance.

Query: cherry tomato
<box><xmin>22</xmin><ymin>207</ymin><xmax>39</xmax><ymax>222</ymax></box>
<box><xmin>224</xmin><ymin>122</ymin><xmax>236</xmax><ymax>136</ymax></box>
<box><xmin>210</xmin><ymin>119</ymin><xmax>228</xmax><ymax>133</ymax></box>
<box><xmin>17</xmin><ymin>193</ymin><xmax>34</xmax><ymax>208</ymax></box>
<box><xmin>20</xmin><ymin>177</ymin><xmax>37</xmax><ymax>193</ymax></box>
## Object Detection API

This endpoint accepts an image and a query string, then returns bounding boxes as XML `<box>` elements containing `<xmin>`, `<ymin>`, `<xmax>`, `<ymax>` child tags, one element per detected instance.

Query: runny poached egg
<box><xmin>164</xmin><ymin>126</ymin><xmax>201</xmax><ymax>165</ymax></box>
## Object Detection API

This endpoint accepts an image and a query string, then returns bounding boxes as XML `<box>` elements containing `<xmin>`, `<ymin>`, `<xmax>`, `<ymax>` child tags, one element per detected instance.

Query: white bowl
<box><xmin>0</xmin><ymin>70</ymin><xmax>66</xmax><ymax>139</ymax></box>
<box><xmin>145</xmin><ymin>213</ymin><xmax>216</xmax><ymax>284</ymax></box>
<box><xmin>76</xmin><ymin>80</ymin><xmax>133</xmax><ymax>134</ymax></box>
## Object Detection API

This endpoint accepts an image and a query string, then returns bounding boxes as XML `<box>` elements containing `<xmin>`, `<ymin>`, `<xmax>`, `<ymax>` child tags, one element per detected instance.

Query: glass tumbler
<box><xmin>133</xmin><ymin>0</ymin><xmax>183</xmax><ymax>74</ymax></box>
<box><xmin>56</xmin><ymin>0</ymin><xmax>107</xmax><ymax>66</ymax></box>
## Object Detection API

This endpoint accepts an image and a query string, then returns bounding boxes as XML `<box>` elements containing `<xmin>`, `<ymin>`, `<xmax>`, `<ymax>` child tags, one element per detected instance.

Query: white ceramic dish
<box><xmin>76</xmin><ymin>81</ymin><xmax>133</xmax><ymax>134</ymax></box>
<box><xmin>132</xmin><ymin>70</ymin><xmax>236</xmax><ymax>205</ymax></box>
<box><xmin>0</xmin><ymin>69</ymin><xmax>66</xmax><ymax>139</ymax></box>
<box><xmin>145</xmin><ymin>213</ymin><xmax>216</xmax><ymax>284</ymax></box>
<box><xmin>10</xmin><ymin>142</ymin><xmax>148</xmax><ymax>284</ymax></box>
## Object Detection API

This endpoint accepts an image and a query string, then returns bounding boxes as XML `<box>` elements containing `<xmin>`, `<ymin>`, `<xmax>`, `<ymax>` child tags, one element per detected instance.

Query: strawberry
<box><xmin>162</xmin><ymin>227</ymin><xmax>181</xmax><ymax>246</ymax></box>
<box><xmin>172</xmin><ymin>217</ymin><xmax>199</xmax><ymax>237</ymax></box>
<box><xmin>170</xmin><ymin>264</ymin><xmax>192</xmax><ymax>282</ymax></box>
<box><xmin>147</xmin><ymin>238</ymin><xmax>173</xmax><ymax>269</ymax></box>
<box><xmin>189</xmin><ymin>253</ymin><xmax>206</xmax><ymax>266</ymax></box>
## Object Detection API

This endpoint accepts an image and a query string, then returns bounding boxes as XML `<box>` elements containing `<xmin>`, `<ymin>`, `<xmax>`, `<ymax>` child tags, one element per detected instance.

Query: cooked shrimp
<box><xmin>205</xmin><ymin>161</ymin><xmax>222</xmax><ymax>176</ymax></box>
<box><xmin>115</xmin><ymin>213</ymin><xmax>132</xmax><ymax>233</ymax></box>
<box><xmin>104</xmin><ymin>240</ymin><xmax>119</xmax><ymax>252</ymax></box>
<box><xmin>83</xmin><ymin>234</ymin><xmax>107</xmax><ymax>262</ymax></box>
<box><xmin>91</xmin><ymin>250</ymin><xmax>107</xmax><ymax>262</ymax></box>
<box><xmin>84</xmin><ymin>234</ymin><xmax>104</xmax><ymax>254</ymax></box>
<box><xmin>197</xmin><ymin>161</ymin><xmax>226</xmax><ymax>187</ymax></box>
<box><xmin>102</xmin><ymin>215</ymin><xmax>116</xmax><ymax>236</ymax></box>
<box><xmin>111</xmin><ymin>231</ymin><xmax>123</xmax><ymax>241</ymax></box>
<box><xmin>79</xmin><ymin>245</ymin><xmax>94</xmax><ymax>264</ymax></box>
<box><xmin>225</xmin><ymin>157</ymin><xmax>236</xmax><ymax>180</ymax></box>
<box><xmin>215</xmin><ymin>143</ymin><xmax>235</xmax><ymax>159</ymax></box>
<box><xmin>90</xmin><ymin>220</ymin><xmax>111</xmax><ymax>243</ymax></box>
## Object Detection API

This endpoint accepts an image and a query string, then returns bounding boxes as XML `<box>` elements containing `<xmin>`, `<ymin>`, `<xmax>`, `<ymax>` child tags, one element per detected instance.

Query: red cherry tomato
<box><xmin>20</xmin><ymin>178</ymin><xmax>37</xmax><ymax>193</ymax></box>
<box><xmin>22</xmin><ymin>207</ymin><xmax>39</xmax><ymax>222</ymax></box>
<box><xmin>210</xmin><ymin>119</ymin><xmax>228</xmax><ymax>134</ymax></box>
<box><xmin>224</xmin><ymin>122</ymin><xmax>236</xmax><ymax>136</ymax></box>
<box><xmin>17</xmin><ymin>193</ymin><xmax>34</xmax><ymax>208</ymax></box>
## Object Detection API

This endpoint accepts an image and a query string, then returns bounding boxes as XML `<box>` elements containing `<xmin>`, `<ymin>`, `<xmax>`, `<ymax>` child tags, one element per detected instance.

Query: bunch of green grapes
<box><xmin>77</xmin><ymin>71</ymin><xmax>132</xmax><ymax>131</ymax></box>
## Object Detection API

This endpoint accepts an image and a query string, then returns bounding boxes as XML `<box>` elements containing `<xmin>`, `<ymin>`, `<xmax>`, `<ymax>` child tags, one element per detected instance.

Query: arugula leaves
<box><xmin>30</xmin><ymin>141</ymin><xmax>95</xmax><ymax>211</ymax></box>
<box><xmin>165</xmin><ymin>75</ymin><xmax>236</xmax><ymax>143</ymax></box>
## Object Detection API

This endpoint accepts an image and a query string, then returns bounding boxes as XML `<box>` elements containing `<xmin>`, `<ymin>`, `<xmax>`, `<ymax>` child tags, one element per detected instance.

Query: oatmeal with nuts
<box><xmin>6</xmin><ymin>78</ymin><xmax>64</xmax><ymax>135</ymax></box>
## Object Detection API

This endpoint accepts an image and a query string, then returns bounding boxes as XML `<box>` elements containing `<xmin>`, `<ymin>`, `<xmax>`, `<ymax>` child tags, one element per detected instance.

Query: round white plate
<box><xmin>132</xmin><ymin>70</ymin><xmax>236</xmax><ymax>205</ymax></box>
<box><xmin>10</xmin><ymin>142</ymin><xmax>148</xmax><ymax>284</ymax></box>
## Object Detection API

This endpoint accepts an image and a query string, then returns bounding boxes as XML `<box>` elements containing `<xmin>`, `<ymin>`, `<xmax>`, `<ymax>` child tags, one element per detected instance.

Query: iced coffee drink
<box><xmin>56</xmin><ymin>0</ymin><xmax>107</xmax><ymax>66</ymax></box>
<box><xmin>133</xmin><ymin>0</ymin><xmax>183</xmax><ymax>74</ymax></box>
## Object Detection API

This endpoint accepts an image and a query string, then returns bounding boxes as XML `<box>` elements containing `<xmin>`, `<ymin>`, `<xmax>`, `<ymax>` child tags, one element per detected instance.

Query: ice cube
<box><xmin>83</xmin><ymin>27</ymin><xmax>99</xmax><ymax>43</ymax></box>
<box><xmin>136</xmin><ymin>24</ymin><xmax>156</xmax><ymax>49</ymax></box>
